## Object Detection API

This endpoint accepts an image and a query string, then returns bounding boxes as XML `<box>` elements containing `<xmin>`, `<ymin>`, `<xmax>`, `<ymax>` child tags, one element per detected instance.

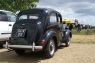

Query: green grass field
<box><xmin>72</xmin><ymin>29</ymin><xmax>95</xmax><ymax>35</ymax></box>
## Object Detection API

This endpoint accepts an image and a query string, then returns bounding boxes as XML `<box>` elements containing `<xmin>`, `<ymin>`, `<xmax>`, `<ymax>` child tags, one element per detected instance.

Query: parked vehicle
<box><xmin>0</xmin><ymin>10</ymin><xmax>16</xmax><ymax>46</ymax></box>
<box><xmin>4</xmin><ymin>8</ymin><xmax>71</xmax><ymax>58</ymax></box>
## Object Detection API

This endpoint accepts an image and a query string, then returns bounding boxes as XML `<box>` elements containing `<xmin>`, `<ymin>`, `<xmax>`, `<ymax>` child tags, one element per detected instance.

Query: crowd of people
<box><xmin>61</xmin><ymin>21</ymin><xmax>73</xmax><ymax>38</ymax></box>
<box><xmin>62</xmin><ymin>21</ymin><xmax>95</xmax><ymax>33</ymax></box>
<box><xmin>73</xmin><ymin>24</ymin><xmax>95</xmax><ymax>32</ymax></box>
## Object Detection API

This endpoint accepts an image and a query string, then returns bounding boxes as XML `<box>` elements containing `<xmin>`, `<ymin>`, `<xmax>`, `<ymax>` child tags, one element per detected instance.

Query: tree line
<box><xmin>0</xmin><ymin>0</ymin><xmax>39</xmax><ymax>12</ymax></box>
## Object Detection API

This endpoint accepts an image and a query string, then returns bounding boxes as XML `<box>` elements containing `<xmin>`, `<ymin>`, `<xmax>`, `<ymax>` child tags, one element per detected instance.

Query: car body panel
<box><xmin>0</xmin><ymin>10</ymin><xmax>16</xmax><ymax>42</ymax></box>
<box><xmin>0</xmin><ymin>21</ymin><xmax>9</xmax><ymax>41</ymax></box>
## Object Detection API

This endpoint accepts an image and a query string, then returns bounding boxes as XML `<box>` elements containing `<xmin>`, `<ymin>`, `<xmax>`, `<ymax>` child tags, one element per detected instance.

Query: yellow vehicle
<box><xmin>63</xmin><ymin>18</ymin><xmax>74</xmax><ymax>24</ymax></box>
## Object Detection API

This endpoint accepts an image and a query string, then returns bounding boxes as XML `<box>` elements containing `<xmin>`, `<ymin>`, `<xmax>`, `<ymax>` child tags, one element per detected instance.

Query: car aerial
<box><xmin>4</xmin><ymin>8</ymin><xmax>72</xmax><ymax>58</ymax></box>
<box><xmin>0</xmin><ymin>10</ymin><xmax>16</xmax><ymax>47</ymax></box>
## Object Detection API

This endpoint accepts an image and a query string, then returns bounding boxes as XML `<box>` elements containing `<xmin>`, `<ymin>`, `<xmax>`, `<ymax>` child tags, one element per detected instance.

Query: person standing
<box><xmin>77</xmin><ymin>24</ymin><xmax>81</xmax><ymax>32</ymax></box>
<box><xmin>68</xmin><ymin>24</ymin><xmax>73</xmax><ymax>38</ymax></box>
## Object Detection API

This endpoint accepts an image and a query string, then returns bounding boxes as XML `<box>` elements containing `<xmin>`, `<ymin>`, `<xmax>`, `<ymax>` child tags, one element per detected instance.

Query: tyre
<box><xmin>0</xmin><ymin>44</ymin><xmax>3</xmax><ymax>48</ymax></box>
<box><xmin>0</xmin><ymin>41</ymin><xmax>6</xmax><ymax>48</ymax></box>
<box><xmin>65</xmin><ymin>36</ymin><xmax>71</xmax><ymax>47</ymax></box>
<box><xmin>44</xmin><ymin>38</ymin><xmax>56</xmax><ymax>58</ymax></box>
<box><xmin>15</xmin><ymin>49</ymin><xmax>25</xmax><ymax>55</ymax></box>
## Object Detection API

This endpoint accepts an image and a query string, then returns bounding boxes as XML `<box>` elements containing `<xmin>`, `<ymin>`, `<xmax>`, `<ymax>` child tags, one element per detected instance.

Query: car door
<box><xmin>49</xmin><ymin>12</ymin><xmax>61</xmax><ymax>45</ymax></box>
<box><xmin>7</xmin><ymin>13</ymin><xmax>16</xmax><ymax>37</ymax></box>
<box><xmin>0</xmin><ymin>13</ymin><xmax>9</xmax><ymax>40</ymax></box>
<box><xmin>56</xmin><ymin>13</ymin><xmax>63</xmax><ymax>44</ymax></box>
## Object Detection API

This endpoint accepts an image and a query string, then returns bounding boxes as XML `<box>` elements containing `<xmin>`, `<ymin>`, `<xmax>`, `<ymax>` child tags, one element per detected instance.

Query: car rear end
<box><xmin>4</xmin><ymin>9</ymin><xmax>46</xmax><ymax>51</ymax></box>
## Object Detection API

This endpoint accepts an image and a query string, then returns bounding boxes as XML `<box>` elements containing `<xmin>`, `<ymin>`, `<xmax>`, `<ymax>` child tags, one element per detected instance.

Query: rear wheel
<box><xmin>15</xmin><ymin>49</ymin><xmax>26</xmax><ymax>55</ymax></box>
<box><xmin>0</xmin><ymin>41</ymin><xmax>5</xmax><ymax>48</ymax></box>
<box><xmin>44</xmin><ymin>38</ymin><xmax>56</xmax><ymax>58</ymax></box>
<box><xmin>0</xmin><ymin>43</ymin><xmax>3</xmax><ymax>48</ymax></box>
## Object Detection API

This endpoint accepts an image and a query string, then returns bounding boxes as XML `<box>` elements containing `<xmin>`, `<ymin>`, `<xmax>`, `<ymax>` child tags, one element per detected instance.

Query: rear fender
<box><xmin>40</xmin><ymin>29</ymin><xmax>56</xmax><ymax>46</ymax></box>
<box><xmin>65</xmin><ymin>30</ymin><xmax>71</xmax><ymax>39</ymax></box>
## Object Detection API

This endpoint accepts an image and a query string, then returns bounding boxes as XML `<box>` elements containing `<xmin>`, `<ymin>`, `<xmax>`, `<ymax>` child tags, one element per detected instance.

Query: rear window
<box><xmin>0</xmin><ymin>12</ymin><xmax>16</xmax><ymax>22</ymax></box>
<box><xmin>19</xmin><ymin>14</ymin><xmax>39</xmax><ymax>20</ymax></box>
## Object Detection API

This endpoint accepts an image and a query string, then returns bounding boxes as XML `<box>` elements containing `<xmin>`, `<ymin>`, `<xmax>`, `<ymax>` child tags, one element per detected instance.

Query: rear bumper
<box><xmin>3</xmin><ymin>42</ymin><xmax>43</xmax><ymax>51</ymax></box>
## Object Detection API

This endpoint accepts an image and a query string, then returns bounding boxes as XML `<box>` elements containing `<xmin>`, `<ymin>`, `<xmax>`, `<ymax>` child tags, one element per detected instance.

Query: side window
<box><xmin>7</xmin><ymin>13</ymin><xmax>16</xmax><ymax>22</ymax></box>
<box><xmin>19</xmin><ymin>15</ymin><xmax>27</xmax><ymax>20</ymax></box>
<box><xmin>50</xmin><ymin>13</ymin><xmax>57</xmax><ymax>24</ymax></box>
<box><xmin>0</xmin><ymin>12</ymin><xmax>8</xmax><ymax>21</ymax></box>
<box><xmin>57</xmin><ymin>16</ymin><xmax>60</xmax><ymax>23</ymax></box>
<box><xmin>57</xmin><ymin>14</ymin><xmax>62</xmax><ymax>23</ymax></box>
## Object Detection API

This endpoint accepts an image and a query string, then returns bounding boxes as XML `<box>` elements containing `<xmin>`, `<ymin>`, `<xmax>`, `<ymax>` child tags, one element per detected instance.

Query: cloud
<box><xmin>37</xmin><ymin>0</ymin><xmax>95</xmax><ymax>25</ymax></box>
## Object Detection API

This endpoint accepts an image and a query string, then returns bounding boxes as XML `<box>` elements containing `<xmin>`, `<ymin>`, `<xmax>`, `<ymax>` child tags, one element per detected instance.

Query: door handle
<box><xmin>9</xmin><ymin>24</ymin><xmax>12</xmax><ymax>26</ymax></box>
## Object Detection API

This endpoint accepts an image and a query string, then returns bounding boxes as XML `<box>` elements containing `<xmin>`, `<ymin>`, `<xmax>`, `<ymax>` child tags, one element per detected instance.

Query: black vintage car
<box><xmin>4</xmin><ymin>8</ymin><xmax>71</xmax><ymax>58</ymax></box>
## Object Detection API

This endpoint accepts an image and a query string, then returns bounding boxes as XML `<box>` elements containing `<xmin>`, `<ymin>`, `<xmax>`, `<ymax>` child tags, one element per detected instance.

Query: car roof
<box><xmin>18</xmin><ymin>8</ymin><xmax>61</xmax><ymax>15</ymax></box>
<box><xmin>34</xmin><ymin>8</ymin><xmax>60</xmax><ymax>13</ymax></box>
<box><xmin>31</xmin><ymin>8</ymin><xmax>57</xmax><ymax>12</ymax></box>
<box><xmin>0</xmin><ymin>10</ymin><xmax>14</xmax><ymax>14</ymax></box>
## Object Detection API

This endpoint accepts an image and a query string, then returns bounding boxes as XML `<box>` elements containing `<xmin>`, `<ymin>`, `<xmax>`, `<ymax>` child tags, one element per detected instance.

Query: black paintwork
<box><xmin>10</xmin><ymin>8</ymin><xmax>70</xmax><ymax>47</ymax></box>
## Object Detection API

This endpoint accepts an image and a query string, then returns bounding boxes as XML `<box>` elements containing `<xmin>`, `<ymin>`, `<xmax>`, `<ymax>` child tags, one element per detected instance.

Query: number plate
<box><xmin>16</xmin><ymin>29</ymin><xmax>26</xmax><ymax>37</ymax></box>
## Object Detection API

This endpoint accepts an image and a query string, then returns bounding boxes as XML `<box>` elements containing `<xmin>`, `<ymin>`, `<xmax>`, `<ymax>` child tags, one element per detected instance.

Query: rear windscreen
<box><xmin>19</xmin><ymin>14</ymin><xmax>39</xmax><ymax>20</ymax></box>
<box><xmin>18</xmin><ymin>9</ymin><xmax>45</xmax><ymax>21</ymax></box>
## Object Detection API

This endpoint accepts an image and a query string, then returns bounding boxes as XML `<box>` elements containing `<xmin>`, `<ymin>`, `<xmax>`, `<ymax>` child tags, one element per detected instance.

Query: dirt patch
<box><xmin>0</xmin><ymin>44</ymin><xmax>95</xmax><ymax>63</ymax></box>
<box><xmin>0</xmin><ymin>35</ymin><xmax>95</xmax><ymax>63</ymax></box>
<box><xmin>40</xmin><ymin>44</ymin><xmax>95</xmax><ymax>63</ymax></box>
<box><xmin>71</xmin><ymin>35</ymin><xmax>95</xmax><ymax>44</ymax></box>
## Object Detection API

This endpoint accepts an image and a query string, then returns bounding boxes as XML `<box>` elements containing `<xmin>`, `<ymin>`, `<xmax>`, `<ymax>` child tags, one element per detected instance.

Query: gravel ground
<box><xmin>0</xmin><ymin>35</ymin><xmax>95</xmax><ymax>63</ymax></box>
<box><xmin>0</xmin><ymin>44</ymin><xmax>95</xmax><ymax>63</ymax></box>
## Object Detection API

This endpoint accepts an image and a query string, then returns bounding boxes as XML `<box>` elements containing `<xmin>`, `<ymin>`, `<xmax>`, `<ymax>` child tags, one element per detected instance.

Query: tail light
<box><xmin>40</xmin><ymin>39</ymin><xmax>47</xmax><ymax>46</ymax></box>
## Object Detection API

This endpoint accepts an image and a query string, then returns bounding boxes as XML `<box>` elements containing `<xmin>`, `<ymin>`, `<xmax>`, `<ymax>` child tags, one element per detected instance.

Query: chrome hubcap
<box><xmin>68</xmin><ymin>37</ymin><xmax>71</xmax><ymax>45</ymax></box>
<box><xmin>49</xmin><ymin>40</ymin><xmax>55</xmax><ymax>55</ymax></box>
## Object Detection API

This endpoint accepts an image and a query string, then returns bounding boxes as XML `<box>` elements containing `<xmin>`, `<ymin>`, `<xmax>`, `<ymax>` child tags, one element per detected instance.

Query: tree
<box><xmin>0</xmin><ymin>0</ymin><xmax>39</xmax><ymax>12</ymax></box>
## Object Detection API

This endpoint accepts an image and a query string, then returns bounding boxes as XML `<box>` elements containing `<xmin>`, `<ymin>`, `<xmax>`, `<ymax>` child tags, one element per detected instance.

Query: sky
<box><xmin>37</xmin><ymin>0</ymin><xmax>95</xmax><ymax>26</ymax></box>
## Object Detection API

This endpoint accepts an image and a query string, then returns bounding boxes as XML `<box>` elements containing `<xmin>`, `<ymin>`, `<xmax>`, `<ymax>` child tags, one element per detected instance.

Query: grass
<box><xmin>71</xmin><ymin>29</ymin><xmax>95</xmax><ymax>44</ymax></box>
<box><xmin>72</xmin><ymin>29</ymin><xmax>95</xmax><ymax>35</ymax></box>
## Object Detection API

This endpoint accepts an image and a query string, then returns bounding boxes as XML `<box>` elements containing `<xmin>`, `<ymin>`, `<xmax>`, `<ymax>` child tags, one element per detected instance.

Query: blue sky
<box><xmin>37</xmin><ymin>0</ymin><xmax>95</xmax><ymax>26</ymax></box>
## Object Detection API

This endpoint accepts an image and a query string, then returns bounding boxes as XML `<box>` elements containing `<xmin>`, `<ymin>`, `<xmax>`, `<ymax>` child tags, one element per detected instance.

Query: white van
<box><xmin>0</xmin><ymin>10</ymin><xmax>16</xmax><ymax>46</ymax></box>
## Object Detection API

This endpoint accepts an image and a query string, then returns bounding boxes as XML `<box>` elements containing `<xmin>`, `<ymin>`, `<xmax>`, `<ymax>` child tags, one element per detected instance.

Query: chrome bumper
<box><xmin>3</xmin><ymin>41</ymin><xmax>43</xmax><ymax>51</ymax></box>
